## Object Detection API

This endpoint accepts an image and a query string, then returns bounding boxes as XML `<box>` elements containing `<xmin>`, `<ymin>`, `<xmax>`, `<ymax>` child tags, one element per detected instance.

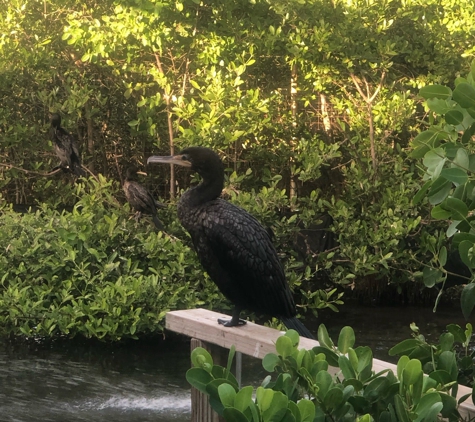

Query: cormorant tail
<box><xmin>152</xmin><ymin>214</ymin><xmax>165</xmax><ymax>231</ymax></box>
<box><xmin>281</xmin><ymin>317</ymin><xmax>315</xmax><ymax>340</ymax></box>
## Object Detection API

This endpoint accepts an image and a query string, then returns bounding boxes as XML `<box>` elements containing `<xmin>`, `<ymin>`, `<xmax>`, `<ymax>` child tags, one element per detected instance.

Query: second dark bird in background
<box><xmin>147</xmin><ymin>147</ymin><xmax>314</xmax><ymax>339</ymax></box>
<box><xmin>49</xmin><ymin>113</ymin><xmax>85</xmax><ymax>177</ymax></box>
<box><xmin>123</xmin><ymin>166</ymin><xmax>165</xmax><ymax>231</ymax></box>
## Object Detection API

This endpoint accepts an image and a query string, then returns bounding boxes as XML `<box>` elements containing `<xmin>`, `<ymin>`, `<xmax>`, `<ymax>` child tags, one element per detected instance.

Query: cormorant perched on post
<box><xmin>123</xmin><ymin>166</ymin><xmax>165</xmax><ymax>231</ymax></box>
<box><xmin>49</xmin><ymin>113</ymin><xmax>85</xmax><ymax>176</ymax></box>
<box><xmin>147</xmin><ymin>147</ymin><xmax>314</xmax><ymax>339</ymax></box>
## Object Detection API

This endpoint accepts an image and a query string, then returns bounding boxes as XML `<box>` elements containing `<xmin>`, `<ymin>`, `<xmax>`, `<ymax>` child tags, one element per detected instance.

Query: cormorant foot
<box><xmin>217</xmin><ymin>318</ymin><xmax>247</xmax><ymax>327</ymax></box>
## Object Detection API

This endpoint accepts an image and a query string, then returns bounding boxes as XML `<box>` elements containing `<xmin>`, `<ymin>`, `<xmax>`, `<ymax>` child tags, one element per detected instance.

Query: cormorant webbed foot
<box><xmin>218</xmin><ymin>318</ymin><xmax>247</xmax><ymax>327</ymax></box>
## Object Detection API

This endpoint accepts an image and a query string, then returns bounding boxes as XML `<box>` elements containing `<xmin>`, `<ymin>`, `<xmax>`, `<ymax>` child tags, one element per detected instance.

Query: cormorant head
<box><xmin>125</xmin><ymin>166</ymin><xmax>147</xmax><ymax>181</ymax></box>
<box><xmin>147</xmin><ymin>147</ymin><xmax>224</xmax><ymax>181</ymax></box>
<box><xmin>50</xmin><ymin>113</ymin><xmax>62</xmax><ymax>128</ymax></box>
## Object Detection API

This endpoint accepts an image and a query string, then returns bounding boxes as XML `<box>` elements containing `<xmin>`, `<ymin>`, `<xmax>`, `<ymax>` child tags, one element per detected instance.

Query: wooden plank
<box><xmin>166</xmin><ymin>308</ymin><xmax>474</xmax><ymax>419</ymax></box>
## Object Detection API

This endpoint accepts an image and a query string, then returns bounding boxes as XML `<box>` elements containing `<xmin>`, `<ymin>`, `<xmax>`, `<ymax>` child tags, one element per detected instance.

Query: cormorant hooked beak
<box><xmin>147</xmin><ymin>154</ymin><xmax>192</xmax><ymax>168</ymax></box>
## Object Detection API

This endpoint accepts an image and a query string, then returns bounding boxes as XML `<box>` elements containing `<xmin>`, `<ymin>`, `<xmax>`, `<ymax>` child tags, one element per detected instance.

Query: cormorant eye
<box><xmin>182</xmin><ymin>154</ymin><xmax>190</xmax><ymax>162</ymax></box>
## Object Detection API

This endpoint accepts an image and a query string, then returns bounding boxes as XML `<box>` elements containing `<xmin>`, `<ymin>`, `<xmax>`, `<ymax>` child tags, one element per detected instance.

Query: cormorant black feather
<box><xmin>147</xmin><ymin>147</ymin><xmax>314</xmax><ymax>339</ymax></box>
<box><xmin>123</xmin><ymin>166</ymin><xmax>165</xmax><ymax>231</ymax></box>
<box><xmin>49</xmin><ymin>113</ymin><xmax>85</xmax><ymax>176</ymax></box>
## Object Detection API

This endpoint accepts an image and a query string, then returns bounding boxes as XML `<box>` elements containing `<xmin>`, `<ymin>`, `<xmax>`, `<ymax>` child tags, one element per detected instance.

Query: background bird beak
<box><xmin>147</xmin><ymin>155</ymin><xmax>192</xmax><ymax>167</ymax></box>
<box><xmin>136</xmin><ymin>171</ymin><xmax>148</xmax><ymax>176</ymax></box>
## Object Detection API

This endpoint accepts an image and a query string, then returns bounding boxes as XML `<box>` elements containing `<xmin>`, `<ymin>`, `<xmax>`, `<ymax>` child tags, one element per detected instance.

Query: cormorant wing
<box><xmin>199</xmin><ymin>200</ymin><xmax>296</xmax><ymax>318</ymax></box>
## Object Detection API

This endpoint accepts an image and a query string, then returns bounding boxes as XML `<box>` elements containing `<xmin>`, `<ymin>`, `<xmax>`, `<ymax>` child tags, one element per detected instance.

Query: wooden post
<box><xmin>190</xmin><ymin>339</ymin><xmax>226</xmax><ymax>422</ymax></box>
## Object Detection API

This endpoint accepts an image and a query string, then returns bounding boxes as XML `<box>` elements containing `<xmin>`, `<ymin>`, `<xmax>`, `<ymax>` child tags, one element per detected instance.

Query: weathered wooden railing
<box><xmin>166</xmin><ymin>308</ymin><xmax>475</xmax><ymax>421</ymax></box>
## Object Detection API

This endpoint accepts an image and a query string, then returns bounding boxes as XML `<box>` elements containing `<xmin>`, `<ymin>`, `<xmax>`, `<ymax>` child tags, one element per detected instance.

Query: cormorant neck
<box><xmin>186</xmin><ymin>170</ymin><xmax>224</xmax><ymax>207</ymax></box>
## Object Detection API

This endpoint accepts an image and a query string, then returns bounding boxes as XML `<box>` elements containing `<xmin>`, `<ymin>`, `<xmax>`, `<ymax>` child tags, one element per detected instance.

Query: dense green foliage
<box><xmin>2</xmin><ymin>0</ymin><xmax>475</xmax><ymax>338</ymax></box>
<box><xmin>188</xmin><ymin>325</ymin><xmax>473</xmax><ymax>421</ymax></box>
<box><xmin>411</xmin><ymin>61</ymin><xmax>475</xmax><ymax>317</ymax></box>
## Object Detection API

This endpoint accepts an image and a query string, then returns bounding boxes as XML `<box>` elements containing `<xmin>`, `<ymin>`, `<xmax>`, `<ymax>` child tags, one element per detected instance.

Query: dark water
<box><xmin>0</xmin><ymin>303</ymin><xmax>473</xmax><ymax>422</ymax></box>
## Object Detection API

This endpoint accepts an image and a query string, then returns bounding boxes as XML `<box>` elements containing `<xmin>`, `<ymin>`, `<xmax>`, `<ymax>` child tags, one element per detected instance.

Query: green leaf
<box><xmin>324</xmin><ymin>387</ymin><xmax>344</xmax><ymax>409</ymax></box>
<box><xmin>394</xmin><ymin>394</ymin><xmax>412</xmax><ymax>422</ymax></box>
<box><xmin>191</xmin><ymin>347</ymin><xmax>213</xmax><ymax>371</ymax></box>
<box><xmin>339</xmin><ymin>355</ymin><xmax>356</xmax><ymax>379</ymax></box>
<box><xmin>234</xmin><ymin>386</ymin><xmax>253</xmax><ymax>413</ymax></box>
<box><xmin>186</xmin><ymin>368</ymin><xmax>213</xmax><ymax>393</ymax></box>
<box><xmin>262</xmin><ymin>353</ymin><xmax>281</xmax><ymax>372</ymax></box>
<box><xmin>422</xmin><ymin>267</ymin><xmax>443</xmax><ymax>288</ymax></box>
<box><xmin>453</xmin><ymin>83</ymin><xmax>475</xmax><ymax>108</ymax></box>
<box><xmin>410</xmin><ymin>130</ymin><xmax>444</xmax><ymax>158</ymax></box>
<box><xmin>459</xmin><ymin>240</ymin><xmax>475</xmax><ymax>269</ymax></box>
<box><xmin>431</xmin><ymin>205</ymin><xmax>452</xmax><ymax>220</ymax></box>
<box><xmin>285</xmin><ymin>329</ymin><xmax>300</xmax><ymax>347</ymax></box>
<box><xmin>389</xmin><ymin>339</ymin><xmax>418</xmax><ymax>356</ymax></box>
<box><xmin>419</xmin><ymin>85</ymin><xmax>452</xmax><ymax>100</ymax></box>
<box><xmin>454</xmin><ymin>148</ymin><xmax>470</xmax><ymax>169</ymax></box>
<box><xmin>223</xmin><ymin>408</ymin><xmax>249</xmax><ymax>422</ymax></box>
<box><xmin>317</xmin><ymin>324</ymin><xmax>334</xmax><ymax>349</ymax></box>
<box><xmin>218</xmin><ymin>383</ymin><xmax>237</xmax><ymax>408</ymax></box>
<box><xmin>402</xmin><ymin>359</ymin><xmax>423</xmax><ymax>387</ymax></box>
<box><xmin>440</xmin><ymin>197</ymin><xmax>469</xmax><ymax>220</ymax></box>
<box><xmin>298</xmin><ymin>399</ymin><xmax>315</xmax><ymax>422</ymax></box>
<box><xmin>414</xmin><ymin>392</ymin><xmax>443</xmax><ymax>422</ymax></box>
<box><xmin>337</xmin><ymin>326</ymin><xmax>355</xmax><ymax>353</ymax></box>
<box><xmin>461</xmin><ymin>283</ymin><xmax>475</xmax><ymax>319</ymax></box>
<box><xmin>428</xmin><ymin>179</ymin><xmax>452</xmax><ymax>205</ymax></box>
<box><xmin>440</xmin><ymin>168</ymin><xmax>468</xmax><ymax>186</ymax></box>
<box><xmin>445</xmin><ymin>110</ymin><xmax>464</xmax><ymax>125</ymax></box>
<box><xmin>413</xmin><ymin>180</ymin><xmax>432</xmax><ymax>205</ymax></box>
<box><xmin>439</xmin><ymin>246</ymin><xmax>447</xmax><ymax>266</ymax></box>
<box><xmin>276</xmin><ymin>335</ymin><xmax>293</xmax><ymax>358</ymax></box>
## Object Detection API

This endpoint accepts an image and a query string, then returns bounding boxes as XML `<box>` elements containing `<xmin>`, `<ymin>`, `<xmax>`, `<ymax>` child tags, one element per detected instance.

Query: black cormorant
<box><xmin>147</xmin><ymin>147</ymin><xmax>314</xmax><ymax>339</ymax></box>
<box><xmin>49</xmin><ymin>113</ymin><xmax>85</xmax><ymax>176</ymax></box>
<box><xmin>124</xmin><ymin>166</ymin><xmax>165</xmax><ymax>231</ymax></box>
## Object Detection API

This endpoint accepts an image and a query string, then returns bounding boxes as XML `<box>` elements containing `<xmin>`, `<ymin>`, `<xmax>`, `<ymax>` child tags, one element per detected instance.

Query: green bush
<box><xmin>0</xmin><ymin>176</ymin><xmax>217</xmax><ymax>340</ymax></box>
<box><xmin>188</xmin><ymin>325</ymin><xmax>471</xmax><ymax>421</ymax></box>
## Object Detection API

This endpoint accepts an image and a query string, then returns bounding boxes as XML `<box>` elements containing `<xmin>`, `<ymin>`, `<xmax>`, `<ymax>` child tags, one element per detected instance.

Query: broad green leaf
<box><xmin>422</xmin><ymin>267</ymin><xmax>443</xmax><ymax>288</ymax></box>
<box><xmin>256</xmin><ymin>387</ymin><xmax>274</xmax><ymax>412</ymax></box>
<box><xmin>458</xmin><ymin>240</ymin><xmax>475</xmax><ymax>269</ymax></box>
<box><xmin>262</xmin><ymin>353</ymin><xmax>281</xmax><ymax>372</ymax></box>
<box><xmin>285</xmin><ymin>329</ymin><xmax>300</xmax><ymax>347</ymax></box>
<box><xmin>297</xmin><ymin>399</ymin><xmax>315</xmax><ymax>422</ymax></box>
<box><xmin>191</xmin><ymin>347</ymin><xmax>214</xmax><ymax>371</ymax></box>
<box><xmin>410</xmin><ymin>129</ymin><xmax>444</xmax><ymax>158</ymax></box>
<box><xmin>276</xmin><ymin>335</ymin><xmax>293</xmax><ymax>358</ymax></box>
<box><xmin>317</xmin><ymin>324</ymin><xmax>334</xmax><ymax>349</ymax></box>
<box><xmin>389</xmin><ymin>339</ymin><xmax>418</xmax><ymax>356</ymax></box>
<box><xmin>223</xmin><ymin>408</ymin><xmax>250</xmax><ymax>422</ymax></box>
<box><xmin>414</xmin><ymin>392</ymin><xmax>443</xmax><ymax>422</ymax></box>
<box><xmin>218</xmin><ymin>383</ymin><xmax>237</xmax><ymax>407</ymax></box>
<box><xmin>234</xmin><ymin>386</ymin><xmax>253</xmax><ymax>413</ymax></box>
<box><xmin>446</xmin><ymin>324</ymin><xmax>466</xmax><ymax>343</ymax></box>
<box><xmin>439</xmin><ymin>246</ymin><xmax>447</xmax><ymax>266</ymax></box>
<box><xmin>444</xmin><ymin>197</ymin><xmax>469</xmax><ymax>220</ymax></box>
<box><xmin>312</xmin><ymin>346</ymin><xmax>339</xmax><ymax>367</ymax></box>
<box><xmin>337</xmin><ymin>326</ymin><xmax>355</xmax><ymax>353</ymax></box>
<box><xmin>363</xmin><ymin>377</ymin><xmax>390</xmax><ymax>403</ymax></box>
<box><xmin>445</xmin><ymin>110</ymin><xmax>464</xmax><ymax>125</ymax></box>
<box><xmin>186</xmin><ymin>368</ymin><xmax>213</xmax><ymax>393</ymax></box>
<box><xmin>394</xmin><ymin>394</ymin><xmax>412</xmax><ymax>422</ymax></box>
<box><xmin>419</xmin><ymin>84</ymin><xmax>452</xmax><ymax>100</ymax></box>
<box><xmin>453</xmin><ymin>83</ymin><xmax>475</xmax><ymax>108</ymax></box>
<box><xmin>431</xmin><ymin>205</ymin><xmax>451</xmax><ymax>220</ymax></box>
<box><xmin>323</xmin><ymin>387</ymin><xmax>344</xmax><ymax>409</ymax></box>
<box><xmin>437</xmin><ymin>351</ymin><xmax>458</xmax><ymax>381</ymax></box>
<box><xmin>412</xmin><ymin>180</ymin><xmax>432</xmax><ymax>205</ymax></box>
<box><xmin>402</xmin><ymin>359</ymin><xmax>422</xmax><ymax>387</ymax></box>
<box><xmin>426</xmin><ymin>98</ymin><xmax>453</xmax><ymax>115</ymax></box>
<box><xmin>440</xmin><ymin>168</ymin><xmax>468</xmax><ymax>185</ymax></box>
<box><xmin>453</xmin><ymin>148</ymin><xmax>470</xmax><ymax>169</ymax></box>
<box><xmin>461</xmin><ymin>283</ymin><xmax>475</xmax><ymax>319</ymax></box>
<box><xmin>428</xmin><ymin>179</ymin><xmax>452</xmax><ymax>205</ymax></box>
<box><xmin>339</xmin><ymin>355</ymin><xmax>356</xmax><ymax>379</ymax></box>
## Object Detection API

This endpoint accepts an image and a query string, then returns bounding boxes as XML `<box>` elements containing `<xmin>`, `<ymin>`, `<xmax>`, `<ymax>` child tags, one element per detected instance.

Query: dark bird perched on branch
<box><xmin>123</xmin><ymin>166</ymin><xmax>165</xmax><ymax>231</ymax></box>
<box><xmin>49</xmin><ymin>113</ymin><xmax>85</xmax><ymax>176</ymax></box>
<box><xmin>147</xmin><ymin>147</ymin><xmax>314</xmax><ymax>339</ymax></box>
